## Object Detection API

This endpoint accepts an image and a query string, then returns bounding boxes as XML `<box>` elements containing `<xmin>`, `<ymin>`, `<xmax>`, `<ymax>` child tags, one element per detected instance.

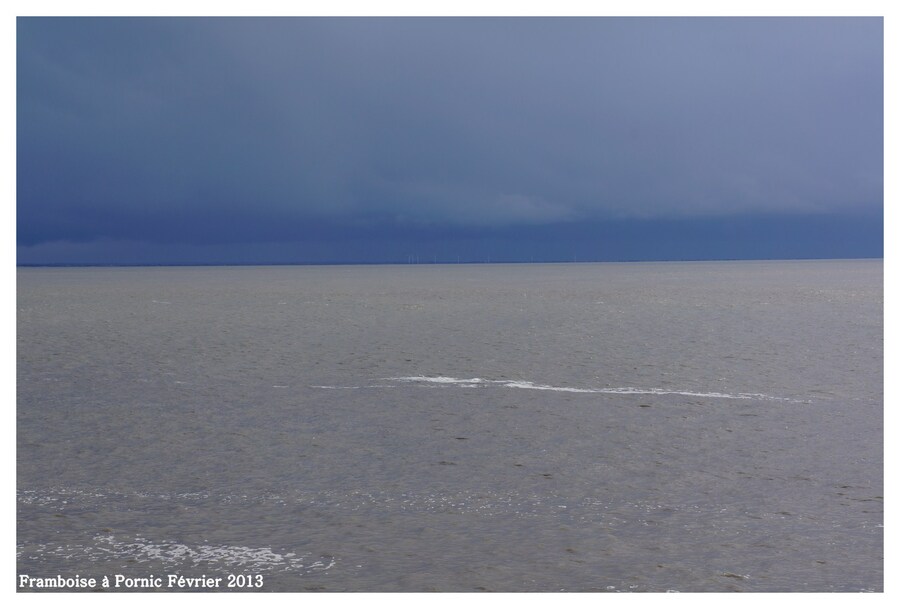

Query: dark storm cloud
<box><xmin>17</xmin><ymin>17</ymin><xmax>882</xmax><ymax>260</ymax></box>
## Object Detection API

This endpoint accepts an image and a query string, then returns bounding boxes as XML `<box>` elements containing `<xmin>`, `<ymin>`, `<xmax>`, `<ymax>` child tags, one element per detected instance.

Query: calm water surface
<box><xmin>17</xmin><ymin>261</ymin><xmax>883</xmax><ymax>591</ymax></box>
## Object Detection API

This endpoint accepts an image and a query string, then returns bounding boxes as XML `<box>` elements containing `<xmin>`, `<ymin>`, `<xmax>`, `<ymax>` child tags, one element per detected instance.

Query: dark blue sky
<box><xmin>17</xmin><ymin>17</ymin><xmax>883</xmax><ymax>264</ymax></box>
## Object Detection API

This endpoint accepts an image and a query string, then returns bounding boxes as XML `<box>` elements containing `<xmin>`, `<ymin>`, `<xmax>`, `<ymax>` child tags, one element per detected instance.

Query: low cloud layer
<box><xmin>17</xmin><ymin>17</ymin><xmax>882</xmax><ymax>260</ymax></box>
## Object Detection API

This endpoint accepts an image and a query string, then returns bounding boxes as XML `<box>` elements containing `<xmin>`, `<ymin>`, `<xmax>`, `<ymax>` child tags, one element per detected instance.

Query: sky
<box><xmin>16</xmin><ymin>16</ymin><xmax>883</xmax><ymax>264</ymax></box>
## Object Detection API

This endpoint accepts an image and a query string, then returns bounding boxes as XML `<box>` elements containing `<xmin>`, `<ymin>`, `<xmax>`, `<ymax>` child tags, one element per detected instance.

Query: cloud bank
<box><xmin>17</xmin><ymin>17</ymin><xmax>883</xmax><ymax>262</ymax></box>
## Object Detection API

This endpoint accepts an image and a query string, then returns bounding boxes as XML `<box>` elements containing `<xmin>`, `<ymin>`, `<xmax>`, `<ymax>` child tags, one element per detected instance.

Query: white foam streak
<box><xmin>311</xmin><ymin>385</ymin><xmax>362</xmax><ymax>390</ymax></box>
<box><xmin>383</xmin><ymin>376</ymin><xmax>802</xmax><ymax>402</ymax></box>
<box><xmin>89</xmin><ymin>534</ymin><xmax>334</xmax><ymax>573</ymax></box>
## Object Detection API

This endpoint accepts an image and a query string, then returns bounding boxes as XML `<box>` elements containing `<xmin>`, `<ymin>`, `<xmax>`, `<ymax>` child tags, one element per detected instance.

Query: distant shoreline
<box><xmin>15</xmin><ymin>257</ymin><xmax>884</xmax><ymax>269</ymax></box>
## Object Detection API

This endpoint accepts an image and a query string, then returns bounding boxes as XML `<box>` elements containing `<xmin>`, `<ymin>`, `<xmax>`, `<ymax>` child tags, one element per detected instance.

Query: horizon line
<box><xmin>15</xmin><ymin>256</ymin><xmax>883</xmax><ymax>269</ymax></box>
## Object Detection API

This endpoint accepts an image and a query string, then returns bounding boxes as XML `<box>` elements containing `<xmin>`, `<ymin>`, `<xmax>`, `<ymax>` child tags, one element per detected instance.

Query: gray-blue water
<box><xmin>17</xmin><ymin>260</ymin><xmax>883</xmax><ymax>591</ymax></box>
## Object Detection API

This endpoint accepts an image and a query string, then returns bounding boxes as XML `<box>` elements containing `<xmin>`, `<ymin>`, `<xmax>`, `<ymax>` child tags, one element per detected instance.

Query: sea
<box><xmin>16</xmin><ymin>260</ymin><xmax>883</xmax><ymax>592</ymax></box>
